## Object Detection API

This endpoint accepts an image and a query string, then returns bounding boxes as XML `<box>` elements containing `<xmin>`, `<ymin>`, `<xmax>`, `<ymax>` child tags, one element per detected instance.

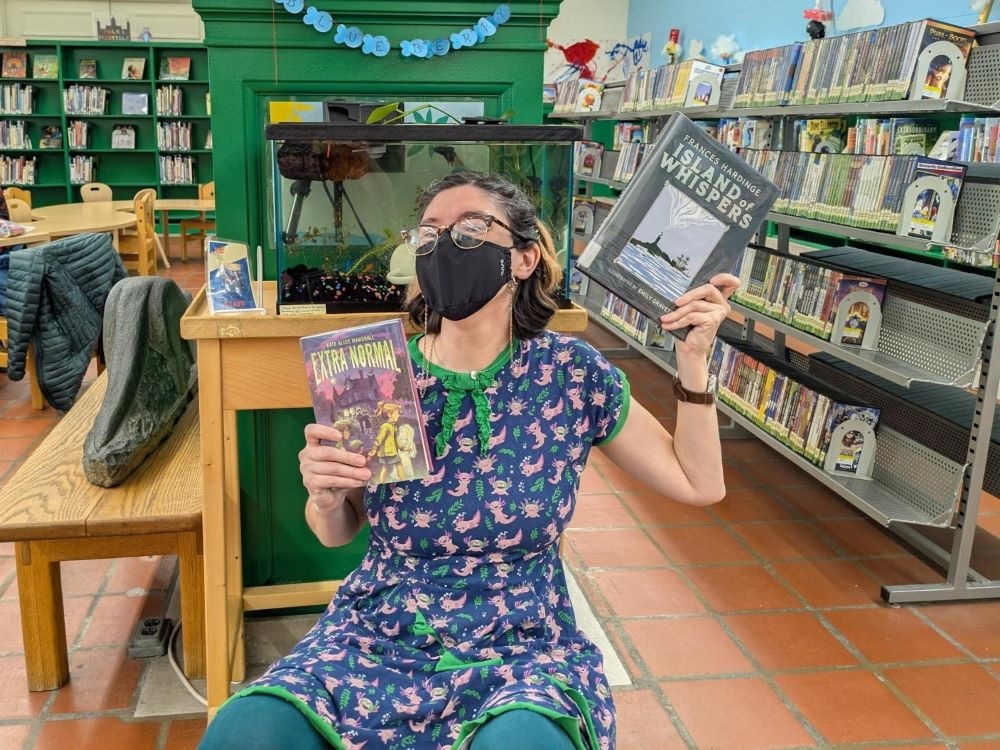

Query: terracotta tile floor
<box><xmin>0</xmin><ymin>252</ymin><xmax>999</xmax><ymax>748</ymax></box>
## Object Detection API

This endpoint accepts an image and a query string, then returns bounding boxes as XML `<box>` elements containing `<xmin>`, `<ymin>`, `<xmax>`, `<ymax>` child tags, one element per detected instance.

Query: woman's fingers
<box><xmin>709</xmin><ymin>273</ymin><xmax>740</xmax><ymax>299</ymax></box>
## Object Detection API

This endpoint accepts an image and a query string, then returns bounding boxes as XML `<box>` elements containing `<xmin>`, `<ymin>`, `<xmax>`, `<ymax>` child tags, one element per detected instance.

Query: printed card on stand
<box><xmin>205</xmin><ymin>237</ymin><xmax>265</xmax><ymax>315</ymax></box>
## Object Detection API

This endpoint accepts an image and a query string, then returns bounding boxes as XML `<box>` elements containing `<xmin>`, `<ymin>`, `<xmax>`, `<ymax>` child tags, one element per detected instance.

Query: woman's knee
<box><xmin>198</xmin><ymin>693</ymin><xmax>329</xmax><ymax>750</ymax></box>
<box><xmin>470</xmin><ymin>708</ymin><xmax>577</xmax><ymax>750</ymax></box>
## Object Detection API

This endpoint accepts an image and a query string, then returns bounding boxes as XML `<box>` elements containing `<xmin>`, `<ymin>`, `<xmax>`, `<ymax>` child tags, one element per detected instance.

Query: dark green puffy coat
<box><xmin>6</xmin><ymin>232</ymin><xmax>126</xmax><ymax>411</ymax></box>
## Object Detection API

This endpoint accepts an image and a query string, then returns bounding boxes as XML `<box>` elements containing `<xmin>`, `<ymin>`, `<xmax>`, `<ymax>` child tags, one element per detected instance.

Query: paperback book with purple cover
<box><xmin>300</xmin><ymin>319</ymin><xmax>432</xmax><ymax>485</ymax></box>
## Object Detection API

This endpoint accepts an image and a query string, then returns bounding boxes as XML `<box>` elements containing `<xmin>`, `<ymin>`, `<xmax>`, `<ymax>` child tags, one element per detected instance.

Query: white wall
<box><xmin>549</xmin><ymin>0</ymin><xmax>628</xmax><ymax>42</ymax></box>
<box><xmin>0</xmin><ymin>0</ymin><xmax>202</xmax><ymax>41</ymax></box>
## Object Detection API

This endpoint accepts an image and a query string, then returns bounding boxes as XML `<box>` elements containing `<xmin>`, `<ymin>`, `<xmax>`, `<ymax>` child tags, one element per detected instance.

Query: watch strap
<box><xmin>672</xmin><ymin>374</ymin><xmax>716</xmax><ymax>405</ymax></box>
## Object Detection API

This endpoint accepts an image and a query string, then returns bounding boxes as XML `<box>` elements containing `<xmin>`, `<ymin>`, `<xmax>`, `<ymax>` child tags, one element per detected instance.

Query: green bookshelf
<box><xmin>0</xmin><ymin>40</ymin><xmax>213</xmax><ymax>208</ymax></box>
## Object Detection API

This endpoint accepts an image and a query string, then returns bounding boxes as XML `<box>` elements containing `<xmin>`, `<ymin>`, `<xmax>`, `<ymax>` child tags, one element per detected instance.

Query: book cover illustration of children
<box><xmin>300</xmin><ymin>320</ymin><xmax>432</xmax><ymax>485</ymax></box>
<box><xmin>909</xmin><ymin>187</ymin><xmax>942</xmax><ymax>239</ymax></box>
<box><xmin>32</xmin><ymin>55</ymin><xmax>58</xmax><ymax>79</ymax></box>
<box><xmin>78</xmin><ymin>59</ymin><xmax>98</xmax><ymax>79</ymax></box>
<box><xmin>923</xmin><ymin>55</ymin><xmax>954</xmax><ymax>99</ymax></box>
<box><xmin>122</xmin><ymin>57</ymin><xmax>146</xmax><ymax>80</ymax></box>
<box><xmin>692</xmin><ymin>81</ymin><xmax>713</xmax><ymax>105</ymax></box>
<box><xmin>576</xmin><ymin>79</ymin><xmax>604</xmax><ymax>112</ymax></box>
<box><xmin>839</xmin><ymin>300</ymin><xmax>871</xmax><ymax>346</ymax></box>
<box><xmin>159</xmin><ymin>57</ymin><xmax>191</xmax><ymax>81</ymax></box>
<box><xmin>828</xmin><ymin>275</ymin><xmax>887</xmax><ymax>345</ymax></box>
<box><xmin>834</xmin><ymin>429</ymin><xmax>867</xmax><ymax>474</ymax></box>
<box><xmin>1</xmin><ymin>52</ymin><xmax>27</xmax><ymax>79</ymax></box>
<box><xmin>205</xmin><ymin>238</ymin><xmax>258</xmax><ymax>313</ymax></box>
<box><xmin>913</xmin><ymin>20</ymin><xmax>976</xmax><ymax>101</ymax></box>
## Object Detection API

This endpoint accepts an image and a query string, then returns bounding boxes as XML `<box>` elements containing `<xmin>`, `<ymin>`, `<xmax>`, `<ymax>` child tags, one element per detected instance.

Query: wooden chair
<box><xmin>116</xmin><ymin>189</ymin><xmax>157</xmax><ymax>276</ymax></box>
<box><xmin>0</xmin><ymin>320</ymin><xmax>44</xmax><ymax>409</ymax></box>
<box><xmin>80</xmin><ymin>182</ymin><xmax>113</xmax><ymax>203</ymax></box>
<box><xmin>3</xmin><ymin>187</ymin><xmax>32</xmax><ymax>207</ymax></box>
<box><xmin>178</xmin><ymin>181</ymin><xmax>215</xmax><ymax>261</ymax></box>
<box><xmin>6</xmin><ymin>198</ymin><xmax>31</xmax><ymax>223</ymax></box>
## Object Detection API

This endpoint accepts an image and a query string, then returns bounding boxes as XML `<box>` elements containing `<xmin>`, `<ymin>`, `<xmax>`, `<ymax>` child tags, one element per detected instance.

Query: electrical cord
<box><xmin>167</xmin><ymin>622</ymin><xmax>209</xmax><ymax>707</ymax></box>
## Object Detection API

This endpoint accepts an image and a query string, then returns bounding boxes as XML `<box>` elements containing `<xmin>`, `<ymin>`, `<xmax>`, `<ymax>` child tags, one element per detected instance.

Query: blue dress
<box><xmin>232</xmin><ymin>331</ymin><xmax>631</xmax><ymax>750</ymax></box>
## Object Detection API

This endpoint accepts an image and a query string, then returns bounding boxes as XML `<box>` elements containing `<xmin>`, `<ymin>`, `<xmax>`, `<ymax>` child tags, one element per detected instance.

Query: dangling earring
<box><xmin>418</xmin><ymin>300</ymin><xmax>429</xmax><ymax>397</ymax></box>
<box><xmin>508</xmin><ymin>279</ymin><xmax>520</xmax><ymax>372</ymax></box>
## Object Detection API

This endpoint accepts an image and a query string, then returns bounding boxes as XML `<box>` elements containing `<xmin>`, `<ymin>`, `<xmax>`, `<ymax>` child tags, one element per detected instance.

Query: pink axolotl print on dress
<box><xmin>233</xmin><ymin>332</ymin><xmax>629</xmax><ymax>750</ymax></box>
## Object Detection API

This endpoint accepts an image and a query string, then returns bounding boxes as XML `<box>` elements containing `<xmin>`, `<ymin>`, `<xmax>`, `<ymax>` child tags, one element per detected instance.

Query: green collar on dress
<box><xmin>409</xmin><ymin>334</ymin><xmax>519</xmax><ymax>458</ymax></box>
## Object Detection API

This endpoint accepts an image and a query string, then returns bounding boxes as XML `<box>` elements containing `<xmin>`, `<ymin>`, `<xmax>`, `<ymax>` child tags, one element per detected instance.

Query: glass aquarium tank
<box><xmin>265</xmin><ymin>117</ymin><xmax>581</xmax><ymax>314</ymax></box>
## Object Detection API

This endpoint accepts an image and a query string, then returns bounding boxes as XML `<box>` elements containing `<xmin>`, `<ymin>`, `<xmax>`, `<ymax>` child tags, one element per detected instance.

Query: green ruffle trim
<box><xmin>409</xmin><ymin>335</ymin><xmax>518</xmax><ymax>458</ymax></box>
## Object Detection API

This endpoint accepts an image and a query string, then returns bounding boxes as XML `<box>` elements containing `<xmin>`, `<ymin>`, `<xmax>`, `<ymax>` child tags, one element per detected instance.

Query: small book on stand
<box><xmin>300</xmin><ymin>319</ymin><xmax>433</xmax><ymax>485</ymax></box>
<box><xmin>205</xmin><ymin>237</ymin><xmax>264</xmax><ymax>314</ymax></box>
<box><xmin>576</xmin><ymin>112</ymin><xmax>779</xmax><ymax>340</ymax></box>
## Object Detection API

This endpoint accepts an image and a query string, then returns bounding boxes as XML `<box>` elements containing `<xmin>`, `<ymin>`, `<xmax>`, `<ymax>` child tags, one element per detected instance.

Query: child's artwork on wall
<box><xmin>545</xmin><ymin>34</ymin><xmax>651</xmax><ymax>84</ymax></box>
<box><xmin>837</xmin><ymin>0</ymin><xmax>885</xmax><ymax>31</ymax></box>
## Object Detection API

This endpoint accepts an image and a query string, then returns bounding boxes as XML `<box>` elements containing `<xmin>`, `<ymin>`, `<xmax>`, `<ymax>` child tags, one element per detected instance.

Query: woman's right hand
<box><xmin>300</xmin><ymin>423</ymin><xmax>372</xmax><ymax>509</ymax></box>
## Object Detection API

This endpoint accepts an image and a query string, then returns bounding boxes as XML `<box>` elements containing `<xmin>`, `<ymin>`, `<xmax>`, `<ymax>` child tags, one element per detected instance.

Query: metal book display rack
<box><xmin>563</xmin><ymin>24</ymin><xmax>1000</xmax><ymax>603</ymax></box>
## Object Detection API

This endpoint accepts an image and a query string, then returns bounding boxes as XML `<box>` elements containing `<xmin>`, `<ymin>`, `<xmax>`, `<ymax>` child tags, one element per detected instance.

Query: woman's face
<box><xmin>419</xmin><ymin>184</ymin><xmax>539</xmax><ymax>285</ymax></box>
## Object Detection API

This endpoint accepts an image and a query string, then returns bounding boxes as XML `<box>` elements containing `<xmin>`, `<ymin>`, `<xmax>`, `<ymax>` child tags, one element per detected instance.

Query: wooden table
<box><xmin>30</xmin><ymin>203</ymin><xmax>136</xmax><ymax>246</ymax></box>
<box><xmin>0</xmin><ymin>226</ymin><xmax>51</xmax><ymax>249</ymax></box>
<box><xmin>111</xmin><ymin>198</ymin><xmax>215</xmax><ymax>268</ymax></box>
<box><xmin>180</xmin><ymin>282</ymin><xmax>588</xmax><ymax>715</ymax></box>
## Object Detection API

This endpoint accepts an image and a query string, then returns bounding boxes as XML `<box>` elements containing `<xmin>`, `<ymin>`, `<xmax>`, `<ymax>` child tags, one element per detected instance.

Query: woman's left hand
<box><xmin>661</xmin><ymin>273</ymin><xmax>740</xmax><ymax>358</ymax></box>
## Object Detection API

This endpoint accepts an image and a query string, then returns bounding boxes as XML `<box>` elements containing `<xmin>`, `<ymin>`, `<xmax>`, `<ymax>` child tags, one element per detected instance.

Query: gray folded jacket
<box><xmin>83</xmin><ymin>276</ymin><xmax>197</xmax><ymax>487</ymax></box>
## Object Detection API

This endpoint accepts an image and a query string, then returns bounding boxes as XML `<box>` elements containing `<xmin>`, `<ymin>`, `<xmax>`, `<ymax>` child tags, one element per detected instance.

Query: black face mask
<box><xmin>416</xmin><ymin>235</ymin><xmax>512</xmax><ymax>321</ymax></box>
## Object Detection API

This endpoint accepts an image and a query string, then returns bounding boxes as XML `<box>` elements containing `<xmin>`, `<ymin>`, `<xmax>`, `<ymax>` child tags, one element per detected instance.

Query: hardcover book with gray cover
<box><xmin>577</xmin><ymin>112</ymin><xmax>778</xmax><ymax>339</ymax></box>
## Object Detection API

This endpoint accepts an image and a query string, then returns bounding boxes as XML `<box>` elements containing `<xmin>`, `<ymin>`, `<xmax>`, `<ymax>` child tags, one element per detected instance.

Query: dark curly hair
<box><xmin>403</xmin><ymin>171</ymin><xmax>564</xmax><ymax>339</ymax></box>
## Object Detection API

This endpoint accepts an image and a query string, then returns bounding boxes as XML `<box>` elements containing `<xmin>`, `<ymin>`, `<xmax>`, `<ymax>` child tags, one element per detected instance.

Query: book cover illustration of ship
<box><xmin>576</xmin><ymin>111</ymin><xmax>779</xmax><ymax>339</ymax></box>
<box><xmin>300</xmin><ymin>319</ymin><xmax>432</xmax><ymax>485</ymax></box>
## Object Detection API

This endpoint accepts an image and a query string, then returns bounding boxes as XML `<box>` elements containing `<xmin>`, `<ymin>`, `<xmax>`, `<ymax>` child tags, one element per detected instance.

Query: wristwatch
<box><xmin>672</xmin><ymin>373</ymin><xmax>717</xmax><ymax>405</ymax></box>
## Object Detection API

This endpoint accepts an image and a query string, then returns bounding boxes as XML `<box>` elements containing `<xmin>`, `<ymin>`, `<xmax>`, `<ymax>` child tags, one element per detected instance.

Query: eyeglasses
<box><xmin>400</xmin><ymin>214</ymin><xmax>533</xmax><ymax>256</ymax></box>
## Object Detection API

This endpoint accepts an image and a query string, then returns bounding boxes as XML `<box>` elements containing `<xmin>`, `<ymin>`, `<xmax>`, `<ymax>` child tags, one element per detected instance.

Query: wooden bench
<box><xmin>0</xmin><ymin>372</ymin><xmax>204</xmax><ymax>690</ymax></box>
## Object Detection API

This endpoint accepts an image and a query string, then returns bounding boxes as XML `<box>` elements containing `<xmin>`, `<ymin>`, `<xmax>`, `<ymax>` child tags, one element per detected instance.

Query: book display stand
<box><xmin>558</xmin><ymin>21</ymin><xmax>1000</xmax><ymax>603</ymax></box>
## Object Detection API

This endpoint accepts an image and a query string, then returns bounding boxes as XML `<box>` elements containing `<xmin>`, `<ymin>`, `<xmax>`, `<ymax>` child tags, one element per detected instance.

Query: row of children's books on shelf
<box><xmin>64</xmin><ymin>85</ymin><xmax>108</xmax><ymax>115</ymax></box>
<box><xmin>600</xmin><ymin>291</ymin><xmax>673</xmax><ymax>350</ymax></box>
<box><xmin>0</xmin><ymin>155</ymin><xmax>36</xmax><ymax>184</ymax></box>
<box><xmin>618</xmin><ymin>59</ymin><xmax>726</xmax><ymax>113</ymax></box>
<box><xmin>0</xmin><ymin>83</ymin><xmax>33</xmax><ymax>114</ymax></box>
<box><xmin>716</xmin><ymin>117</ymin><xmax>773</xmax><ymax>151</ymax></box>
<box><xmin>611</xmin><ymin>121</ymin><xmax>650</xmax><ymax>150</ymax></box>
<box><xmin>156</xmin><ymin>85</ymin><xmax>184</xmax><ymax>116</ymax></box>
<box><xmin>732</xmin><ymin>245</ymin><xmax>887</xmax><ymax>349</ymax></box>
<box><xmin>158</xmin><ymin>121</ymin><xmax>195</xmax><ymax>151</ymax></box>
<box><xmin>734</xmin><ymin>18</ymin><xmax>976</xmax><ymax>108</ymax></box>
<box><xmin>69</xmin><ymin>154</ymin><xmax>96</xmax><ymax>184</ymax></box>
<box><xmin>0</xmin><ymin>120</ymin><xmax>29</xmax><ymax>149</ymax></box>
<box><xmin>741</xmin><ymin>149</ymin><xmax>965</xmax><ymax>242</ymax></box>
<box><xmin>612</xmin><ymin>141</ymin><xmax>646</xmax><ymax>184</ymax></box>
<box><xmin>551</xmin><ymin>78</ymin><xmax>605</xmax><ymax>114</ymax></box>
<box><xmin>711</xmin><ymin>337</ymin><xmax>880</xmax><ymax>479</ymax></box>
<box><xmin>955</xmin><ymin>115</ymin><xmax>1000</xmax><ymax>164</ymax></box>
<box><xmin>67</xmin><ymin>121</ymin><xmax>88</xmax><ymax>149</ymax></box>
<box><xmin>159</xmin><ymin>154</ymin><xmax>195</xmax><ymax>184</ymax></box>
<box><xmin>1</xmin><ymin>52</ymin><xmax>192</xmax><ymax>81</ymax></box>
